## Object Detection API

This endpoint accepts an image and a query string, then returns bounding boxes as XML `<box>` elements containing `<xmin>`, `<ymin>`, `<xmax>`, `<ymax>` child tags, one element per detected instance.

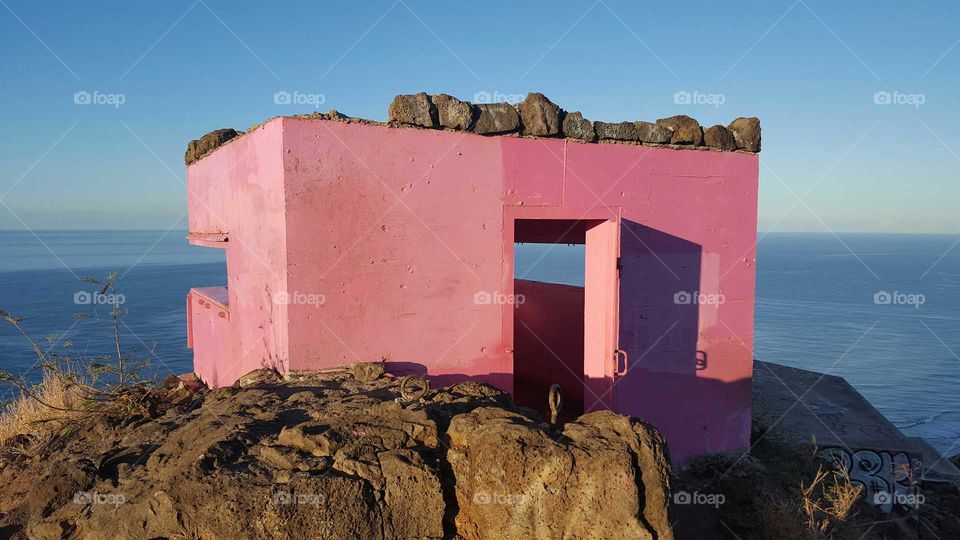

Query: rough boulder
<box><xmin>0</xmin><ymin>367</ymin><xmax>673</xmax><ymax>540</ymax></box>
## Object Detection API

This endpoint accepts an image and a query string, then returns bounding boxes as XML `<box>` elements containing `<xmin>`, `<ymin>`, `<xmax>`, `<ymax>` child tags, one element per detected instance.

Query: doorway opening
<box><xmin>512</xmin><ymin>218</ymin><xmax>619</xmax><ymax>424</ymax></box>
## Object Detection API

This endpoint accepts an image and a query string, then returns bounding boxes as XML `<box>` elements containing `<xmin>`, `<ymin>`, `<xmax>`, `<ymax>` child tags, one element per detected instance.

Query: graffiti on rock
<box><xmin>818</xmin><ymin>447</ymin><xmax>923</xmax><ymax>513</ymax></box>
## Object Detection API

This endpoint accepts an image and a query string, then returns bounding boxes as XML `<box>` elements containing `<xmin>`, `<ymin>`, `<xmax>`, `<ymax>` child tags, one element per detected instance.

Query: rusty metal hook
<box><xmin>548</xmin><ymin>384</ymin><xmax>563</xmax><ymax>425</ymax></box>
<box><xmin>399</xmin><ymin>375</ymin><xmax>429</xmax><ymax>402</ymax></box>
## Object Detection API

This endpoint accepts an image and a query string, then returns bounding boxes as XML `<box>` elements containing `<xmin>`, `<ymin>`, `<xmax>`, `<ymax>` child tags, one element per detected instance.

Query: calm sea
<box><xmin>1</xmin><ymin>231</ymin><xmax>958</xmax><ymax>456</ymax></box>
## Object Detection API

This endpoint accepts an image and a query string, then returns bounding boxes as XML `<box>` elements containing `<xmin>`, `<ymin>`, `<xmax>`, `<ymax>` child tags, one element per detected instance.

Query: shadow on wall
<box><xmin>614</xmin><ymin>220</ymin><xmax>750</xmax><ymax>464</ymax></box>
<box><xmin>387</xmin><ymin>221</ymin><xmax>750</xmax><ymax>465</ymax></box>
<box><xmin>513</xmin><ymin>279</ymin><xmax>585</xmax><ymax>424</ymax></box>
<box><xmin>384</xmin><ymin>361</ymin><xmax>512</xmax><ymax>394</ymax></box>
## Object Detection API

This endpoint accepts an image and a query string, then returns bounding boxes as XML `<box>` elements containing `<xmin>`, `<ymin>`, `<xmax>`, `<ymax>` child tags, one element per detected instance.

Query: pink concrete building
<box><xmin>185</xmin><ymin>99</ymin><xmax>760</xmax><ymax>464</ymax></box>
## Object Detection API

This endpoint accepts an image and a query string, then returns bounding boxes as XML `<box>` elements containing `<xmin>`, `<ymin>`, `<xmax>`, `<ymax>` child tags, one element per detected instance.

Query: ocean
<box><xmin>1</xmin><ymin>231</ymin><xmax>958</xmax><ymax>457</ymax></box>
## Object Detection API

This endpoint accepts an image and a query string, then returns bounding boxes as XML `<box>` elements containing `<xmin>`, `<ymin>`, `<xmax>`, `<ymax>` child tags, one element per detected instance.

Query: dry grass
<box><xmin>0</xmin><ymin>273</ymin><xmax>156</xmax><ymax>450</ymax></box>
<box><xmin>755</xmin><ymin>459</ymin><xmax>864</xmax><ymax>540</ymax></box>
<box><xmin>798</xmin><ymin>464</ymin><xmax>863</xmax><ymax>538</ymax></box>
<box><xmin>0</xmin><ymin>370</ymin><xmax>86</xmax><ymax>446</ymax></box>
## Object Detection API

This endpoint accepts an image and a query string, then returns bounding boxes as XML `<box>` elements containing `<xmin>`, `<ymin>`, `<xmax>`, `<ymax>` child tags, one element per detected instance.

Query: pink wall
<box><xmin>187</xmin><ymin>287</ymin><xmax>231</xmax><ymax>384</ymax></box>
<box><xmin>513</xmin><ymin>279</ymin><xmax>585</xmax><ymax>422</ymax></box>
<box><xmin>282</xmin><ymin>119</ymin><xmax>511</xmax><ymax>389</ymax></box>
<box><xmin>187</xmin><ymin>117</ymin><xmax>759</xmax><ymax>464</ymax></box>
<box><xmin>186</xmin><ymin>121</ymin><xmax>290</xmax><ymax>388</ymax></box>
<box><xmin>500</xmin><ymin>138</ymin><xmax>758</xmax><ymax>462</ymax></box>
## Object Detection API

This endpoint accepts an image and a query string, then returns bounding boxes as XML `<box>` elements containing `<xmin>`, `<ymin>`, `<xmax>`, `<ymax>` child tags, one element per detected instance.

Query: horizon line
<box><xmin>0</xmin><ymin>228</ymin><xmax>957</xmax><ymax>236</ymax></box>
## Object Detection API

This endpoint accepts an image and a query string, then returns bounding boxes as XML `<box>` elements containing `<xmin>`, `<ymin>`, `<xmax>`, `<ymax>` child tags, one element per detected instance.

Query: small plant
<box><xmin>799</xmin><ymin>463</ymin><xmax>863</xmax><ymax>538</ymax></box>
<box><xmin>0</xmin><ymin>273</ymin><xmax>155</xmax><ymax>445</ymax></box>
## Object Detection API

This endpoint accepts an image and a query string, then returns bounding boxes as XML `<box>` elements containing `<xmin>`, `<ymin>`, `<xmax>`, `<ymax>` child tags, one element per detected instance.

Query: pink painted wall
<box><xmin>187</xmin><ymin>287</ymin><xmax>230</xmax><ymax>384</ymax></box>
<box><xmin>513</xmin><ymin>279</ymin><xmax>585</xmax><ymax>422</ymax></box>
<box><xmin>186</xmin><ymin>117</ymin><xmax>759</xmax><ymax>464</ymax></box>
<box><xmin>186</xmin><ymin>121</ymin><xmax>290</xmax><ymax>388</ymax></box>
<box><xmin>281</xmin><ymin>119</ymin><xmax>510</xmax><ymax>389</ymax></box>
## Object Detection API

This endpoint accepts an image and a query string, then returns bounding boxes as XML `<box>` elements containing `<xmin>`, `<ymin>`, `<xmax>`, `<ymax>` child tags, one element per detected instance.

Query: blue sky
<box><xmin>1</xmin><ymin>0</ymin><xmax>958</xmax><ymax>232</ymax></box>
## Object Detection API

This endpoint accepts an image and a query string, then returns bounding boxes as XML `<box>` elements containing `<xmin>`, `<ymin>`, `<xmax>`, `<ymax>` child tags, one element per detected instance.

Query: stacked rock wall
<box><xmin>185</xmin><ymin>92</ymin><xmax>761</xmax><ymax>165</ymax></box>
<box><xmin>388</xmin><ymin>91</ymin><xmax>760</xmax><ymax>152</ymax></box>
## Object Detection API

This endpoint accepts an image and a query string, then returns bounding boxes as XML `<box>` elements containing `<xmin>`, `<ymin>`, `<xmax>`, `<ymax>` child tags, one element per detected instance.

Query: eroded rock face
<box><xmin>595</xmin><ymin>121</ymin><xmax>640</xmax><ymax>141</ymax></box>
<box><xmin>561</xmin><ymin>111</ymin><xmax>596</xmax><ymax>142</ymax></box>
<box><xmin>388</xmin><ymin>93</ymin><xmax>438</xmax><ymax>128</ymax></box>
<box><xmin>472</xmin><ymin>103</ymin><xmax>520</xmax><ymax>134</ymax></box>
<box><xmin>727</xmin><ymin>117</ymin><xmax>761</xmax><ymax>152</ymax></box>
<box><xmin>185</xmin><ymin>128</ymin><xmax>239</xmax><ymax>165</ymax></box>
<box><xmin>449</xmin><ymin>408</ymin><xmax>673</xmax><ymax>540</ymax></box>
<box><xmin>0</xmin><ymin>370</ymin><xmax>673</xmax><ymax>540</ymax></box>
<box><xmin>656</xmin><ymin>115</ymin><xmax>703</xmax><ymax>145</ymax></box>
<box><xmin>517</xmin><ymin>93</ymin><xmax>561</xmax><ymax>136</ymax></box>
<box><xmin>703</xmin><ymin>124</ymin><xmax>737</xmax><ymax>151</ymax></box>
<box><xmin>432</xmin><ymin>93</ymin><xmax>474</xmax><ymax>130</ymax></box>
<box><xmin>635</xmin><ymin>121</ymin><xmax>673</xmax><ymax>144</ymax></box>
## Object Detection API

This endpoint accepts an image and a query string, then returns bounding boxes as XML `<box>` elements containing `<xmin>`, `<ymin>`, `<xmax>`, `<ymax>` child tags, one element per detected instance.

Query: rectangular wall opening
<box><xmin>512</xmin><ymin>218</ymin><xmax>617</xmax><ymax>423</ymax></box>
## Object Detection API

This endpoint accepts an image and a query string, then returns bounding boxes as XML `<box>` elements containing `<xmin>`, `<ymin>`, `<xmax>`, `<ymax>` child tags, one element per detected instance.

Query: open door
<box><xmin>510</xmin><ymin>215</ymin><xmax>622</xmax><ymax>420</ymax></box>
<box><xmin>583</xmin><ymin>217</ymin><xmax>621</xmax><ymax>412</ymax></box>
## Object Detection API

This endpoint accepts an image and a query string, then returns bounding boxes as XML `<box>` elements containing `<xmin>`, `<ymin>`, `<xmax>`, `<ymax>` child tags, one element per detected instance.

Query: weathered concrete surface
<box><xmin>186</xmin><ymin>120</ymin><xmax>290</xmax><ymax>386</ymax></box>
<box><xmin>753</xmin><ymin>361</ymin><xmax>960</xmax><ymax>489</ymax></box>
<box><xmin>0</xmin><ymin>370</ymin><xmax>674</xmax><ymax>540</ymax></box>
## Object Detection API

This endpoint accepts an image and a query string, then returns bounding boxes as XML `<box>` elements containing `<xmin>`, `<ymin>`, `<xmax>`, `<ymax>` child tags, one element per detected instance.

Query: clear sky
<box><xmin>1</xmin><ymin>0</ymin><xmax>958</xmax><ymax>233</ymax></box>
